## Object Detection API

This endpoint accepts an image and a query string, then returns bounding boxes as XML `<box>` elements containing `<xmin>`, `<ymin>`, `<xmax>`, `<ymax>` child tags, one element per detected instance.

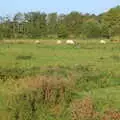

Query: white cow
<box><xmin>57</xmin><ymin>40</ymin><xmax>62</xmax><ymax>44</ymax></box>
<box><xmin>35</xmin><ymin>40</ymin><xmax>40</xmax><ymax>44</ymax></box>
<box><xmin>66</xmin><ymin>40</ymin><xmax>75</xmax><ymax>45</ymax></box>
<box><xmin>100</xmin><ymin>40</ymin><xmax>106</xmax><ymax>44</ymax></box>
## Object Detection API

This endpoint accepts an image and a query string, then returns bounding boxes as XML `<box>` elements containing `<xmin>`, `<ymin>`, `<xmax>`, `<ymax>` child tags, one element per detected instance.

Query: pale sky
<box><xmin>0</xmin><ymin>0</ymin><xmax>120</xmax><ymax>16</ymax></box>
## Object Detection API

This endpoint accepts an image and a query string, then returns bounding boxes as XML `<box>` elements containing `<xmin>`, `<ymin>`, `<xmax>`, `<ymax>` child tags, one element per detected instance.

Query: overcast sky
<box><xmin>0</xmin><ymin>0</ymin><xmax>120</xmax><ymax>16</ymax></box>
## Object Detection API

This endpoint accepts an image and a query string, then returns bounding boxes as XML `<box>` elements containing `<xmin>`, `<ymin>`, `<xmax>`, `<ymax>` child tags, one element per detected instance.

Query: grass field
<box><xmin>0</xmin><ymin>39</ymin><xmax>120</xmax><ymax>120</ymax></box>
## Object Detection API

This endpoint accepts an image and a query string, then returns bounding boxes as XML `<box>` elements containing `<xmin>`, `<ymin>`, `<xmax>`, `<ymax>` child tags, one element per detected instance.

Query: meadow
<box><xmin>0</xmin><ymin>39</ymin><xmax>120</xmax><ymax>120</ymax></box>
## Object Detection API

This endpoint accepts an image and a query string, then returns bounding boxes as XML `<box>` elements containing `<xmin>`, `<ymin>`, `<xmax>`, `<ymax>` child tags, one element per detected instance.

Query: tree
<box><xmin>24</xmin><ymin>12</ymin><xmax>47</xmax><ymax>38</ymax></box>
<box><xmin>64</xmin><ymin>11</ymin><xmax>83</xmax><ymax>38</ymax></box>
<box><xmin>13</xmin><ymin>12</ymin><xmax>25</xmax><ymax>23</ymax></box>
<box><xmin>0</xmin><ymin>5</ymin><xmax>120</xmax><ymax>39</ymax></box>
<box><xmin>57</xmin><ymin>14</ymin><xmax>68</xmax><ymax>38</ymax></box>
<box><xmin>101</xmin><ymin>5</ymin><xmax>120</xmax><ymax>37</ymax></box>
<box><xmin>47</xmin><ymin>13</ymin><xmax>58</xmax><ymax>38</ymax></box>
<box><xmin>81</xmin><ymin>19</ymin><xmax>101</xmax><ymax>38</ymax></box>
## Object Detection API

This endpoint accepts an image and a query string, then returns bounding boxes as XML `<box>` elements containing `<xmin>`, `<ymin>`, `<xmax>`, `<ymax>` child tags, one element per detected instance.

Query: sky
<box><xmin>0</xmin><ymin>0</ymin><xmax>120</xmax><ymax>16</ymax></box>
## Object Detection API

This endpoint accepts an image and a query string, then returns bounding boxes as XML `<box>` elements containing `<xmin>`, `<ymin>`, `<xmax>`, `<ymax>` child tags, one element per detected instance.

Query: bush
<box><xmin>16</xmin><ymin>55</ymin><xmax>32</xmax><ymax>60</ymax></box>
<box><xmin>6</xmin><ymin>75</ymin><xmax>74</xmax><ymax>120</ymax></box>
<box><xmin>0</xmin><ymin>67</ymin><xmax>40</xmax><ymax>82</ymax></box>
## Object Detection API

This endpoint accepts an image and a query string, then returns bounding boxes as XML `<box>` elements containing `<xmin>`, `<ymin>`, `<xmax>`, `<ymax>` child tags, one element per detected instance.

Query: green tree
<box><xmin>47</xmin><ymin>13</ymin><xmax>58</xmax><ymax>38</ymax></box>
<box><xmin>102</xmin><ymin>5</ymin><xmax>120</xmax><ymax>37</ymax></box>
<box><xmin>24</xmin><ymin>12</ymin><xmax>47</xmax><ymax>38</ymax></box>
<box><xmin>57</xmin><ymin>14</ymin><xmax>68</xmax><ymax>38</ymax></box>
<box><xmin>65</xmin><ymin>11</ymin><xmax>83</xmax><ymax>38</ymax></box>
<box><xmin>81</xmin><ymin>19</ymin><xmax>101</xmax><ymax>38</ymax></box>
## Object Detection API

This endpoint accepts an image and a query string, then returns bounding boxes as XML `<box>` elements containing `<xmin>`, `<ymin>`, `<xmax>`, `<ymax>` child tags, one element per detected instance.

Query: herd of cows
<box><xmin>34</xmin><ymin>39</ymin><xmax>120</xmax><ymax>45</ymax></box>
<box><xmin>1</xmin><ymin>39</ymin><xmax>119</xmax><ymax>45</ymax></box>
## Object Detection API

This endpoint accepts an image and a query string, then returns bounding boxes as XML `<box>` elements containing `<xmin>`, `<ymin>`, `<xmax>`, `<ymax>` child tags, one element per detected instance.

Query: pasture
<box><xmin>0</xmin><ymin>39</ymin><xmax>120</xmax><ymax>120</ymax></box>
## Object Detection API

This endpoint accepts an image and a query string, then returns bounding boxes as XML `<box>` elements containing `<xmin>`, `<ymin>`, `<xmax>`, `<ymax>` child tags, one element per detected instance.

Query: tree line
<box><xmin>0</xmin><ymin>5</ymin><xmax>120</xmax><ymax>39</ymax></box>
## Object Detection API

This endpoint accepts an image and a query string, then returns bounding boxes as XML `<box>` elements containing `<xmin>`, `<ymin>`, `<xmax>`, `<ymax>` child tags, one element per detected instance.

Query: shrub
<box><xmin>16</xmin><ymin>55</ymin><xmax>32</xmax><ymax>60</ymax></box>
<box><xmin>6</xmin><ymin>75</ymin><xmax>74</xmax><ymax>120</ymax></box>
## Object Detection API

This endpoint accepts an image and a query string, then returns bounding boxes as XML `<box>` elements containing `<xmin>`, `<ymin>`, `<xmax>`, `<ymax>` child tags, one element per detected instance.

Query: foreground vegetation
<box><xmin>0</xmin><ymin>40</ymin><xmax>120</xmax><ymax>120</ymax></box>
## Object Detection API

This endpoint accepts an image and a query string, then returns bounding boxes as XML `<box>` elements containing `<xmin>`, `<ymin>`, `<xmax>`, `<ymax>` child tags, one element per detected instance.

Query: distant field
<box><xmin>0</xmin><ymin>39</ymin><xmax>119</xmax><ymax>69</ymax></box>
<box><xmin>0</xmin><ymin>39</ymin><xmax>120</xmax><ymax>120</ymax></box>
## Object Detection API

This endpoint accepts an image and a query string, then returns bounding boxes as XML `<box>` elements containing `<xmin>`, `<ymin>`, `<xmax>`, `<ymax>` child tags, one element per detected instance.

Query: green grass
<box><xmin>0</xmin><ymin>39</ymin><xmax>120</xmax><ymax>120</ymax></box>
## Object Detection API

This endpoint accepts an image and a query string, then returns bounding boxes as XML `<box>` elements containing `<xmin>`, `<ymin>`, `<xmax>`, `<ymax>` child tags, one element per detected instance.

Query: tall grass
<box><xmin>0</xmin><ymin>40</ymin><xmax>120</xmax><ymax>119</ymax></box>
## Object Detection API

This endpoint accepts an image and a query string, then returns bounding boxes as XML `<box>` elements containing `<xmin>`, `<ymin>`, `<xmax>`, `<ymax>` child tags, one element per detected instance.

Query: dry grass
<box><xmin>1</xmin><ymin>39</ymin><xmax>34</xmax><ymax>44</ymax></box>
<box><xmin>102</xmin><ymin>110</ymin><xmax>120</xmax><ymax>120</ymax></box>
<box><xmin>71</xmin><ymin>97</ymin><xmax>120</xmax><ymax>120</ymax></box>
<box><xmin>71</xmin><ymin>97</ymin><xmax>99</xmax><ymax>120</ymax></box>
<box><xmin>0</xmin><ymin>39</ymin><xmax>59</xmax><ymax>45</ymax></box>
<box><xmin>25</xmin><ymin>76</ymin><xmax>74</xmax><ymax>103</ymax></box>
<box><xmin>3</xmin><ymin>75</ymin><xmax>75</xmax><ymax>109</ymax></box>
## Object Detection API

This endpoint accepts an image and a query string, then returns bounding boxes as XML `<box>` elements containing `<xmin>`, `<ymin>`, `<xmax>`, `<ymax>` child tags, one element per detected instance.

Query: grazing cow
<box><xmin>66</xmin><ymin>40</ymin><xmax>75</xmax><ymax>45</ymax></box>
<box><xmin>35</xmin><ymin>40</ymin><xmax>40</xmax><ymax>44</ymax></box>
<box><xmin>100</xmin><ymin>40</ymin><xmax>106</xmax><ymax>44</ymax></box>
<box><xmin>57</xmin><ymin>40</ymin><xmax>62</xmax><ymax>44</ymax></box>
